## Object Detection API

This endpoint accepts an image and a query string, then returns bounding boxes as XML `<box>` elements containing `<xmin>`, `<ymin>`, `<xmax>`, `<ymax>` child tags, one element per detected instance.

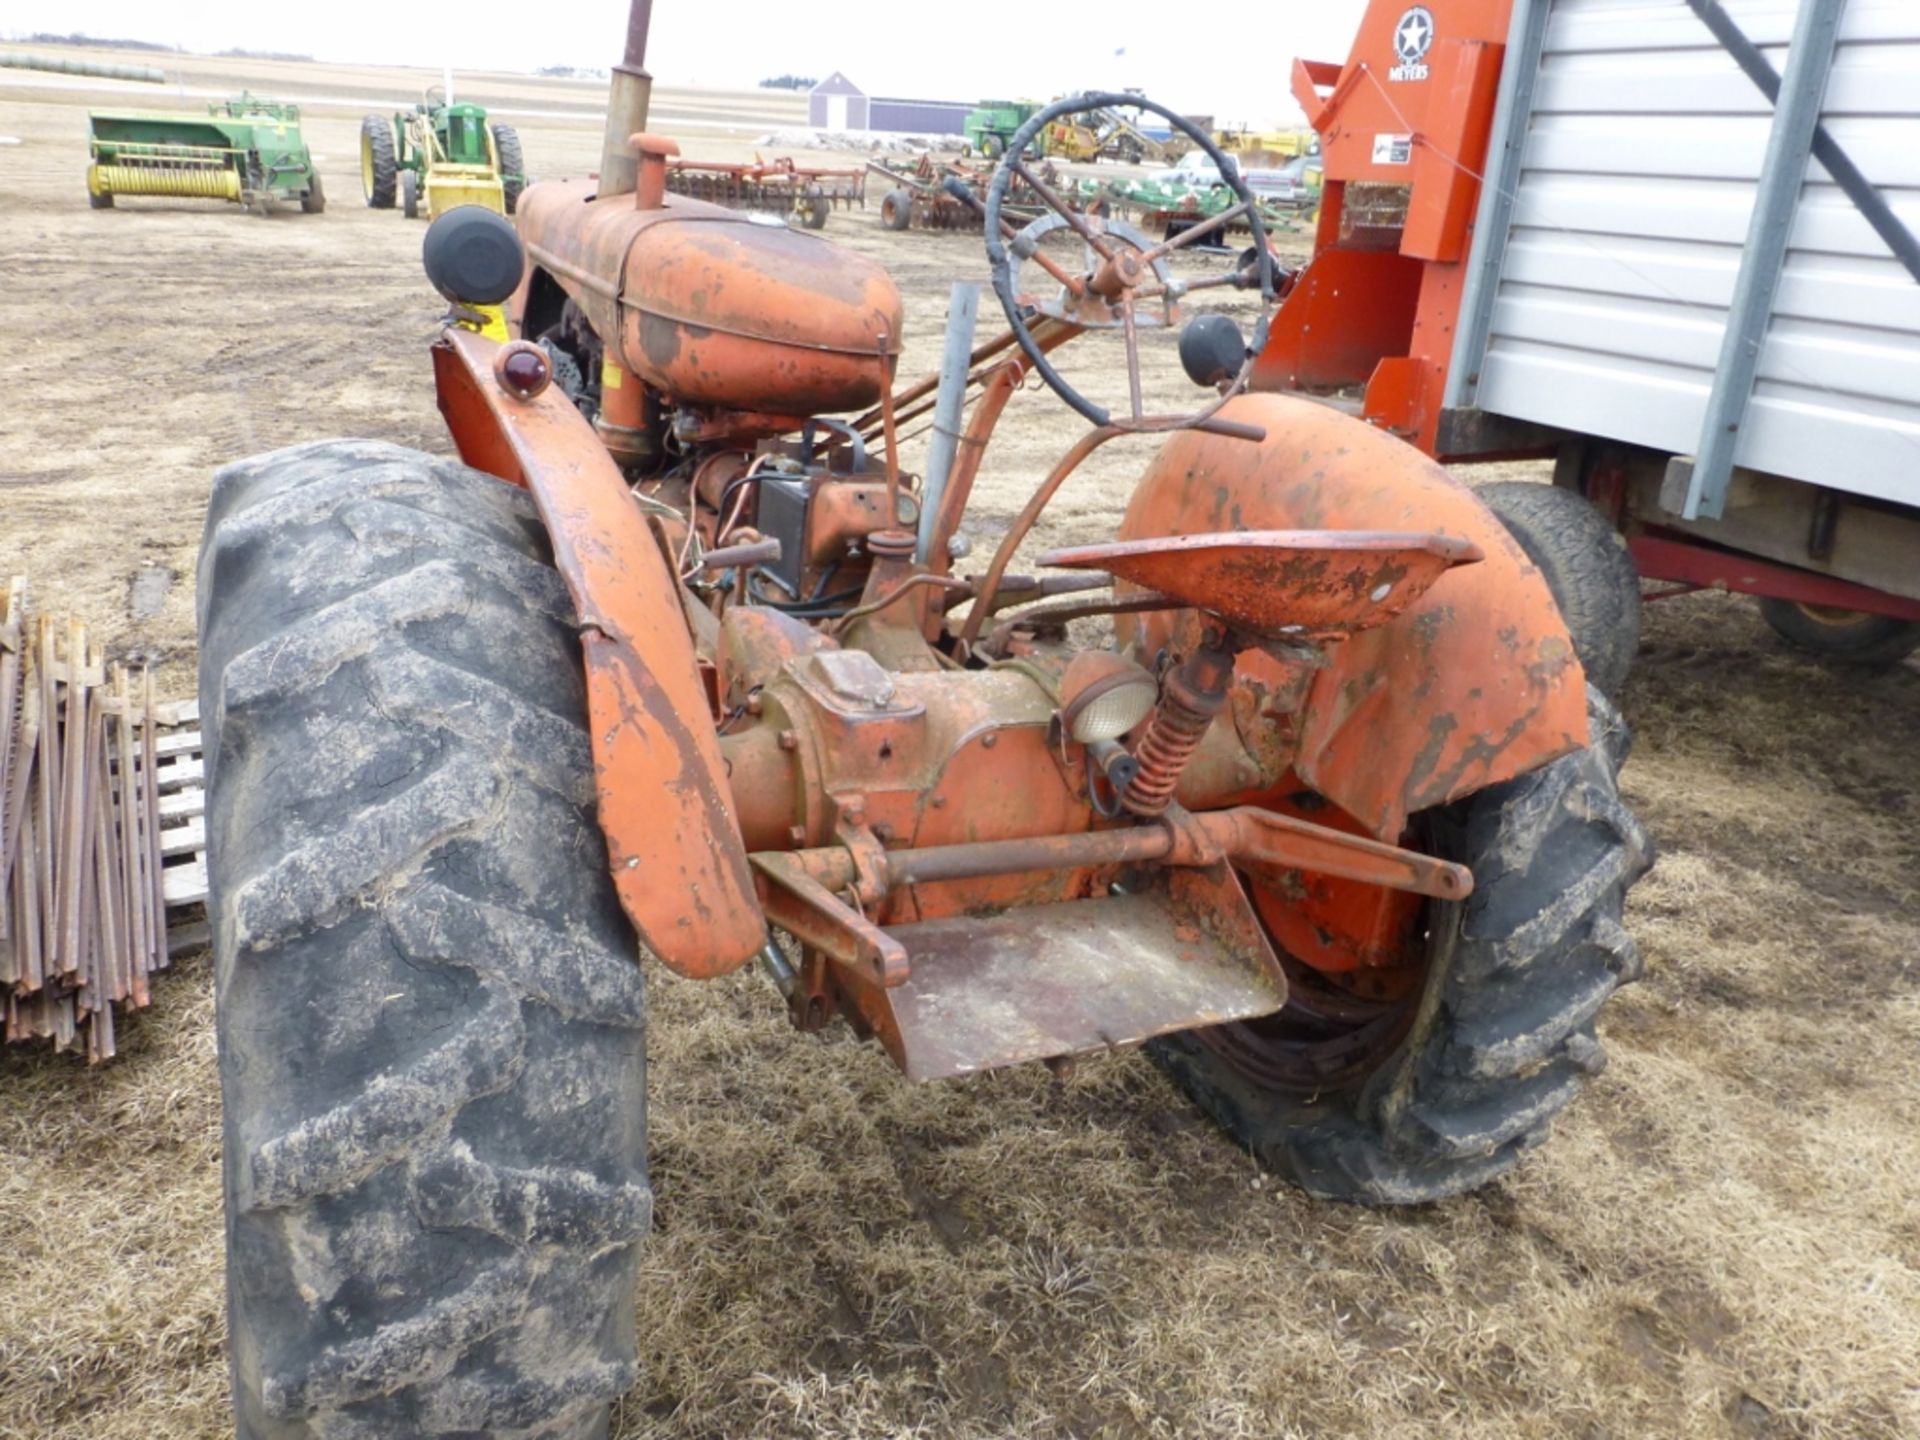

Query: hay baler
<box><xmin>196</xmin><ymin>5</ymin><xmax>1651</xmax><ymax>1435</ymax></box>
<box><xmin>85</xmin><ymin>94</ymin><xmax>322</xmax><ymax>213</ymax></box>
<box><xmin>360</xmin><ymin>90</ymin><xmax>526</xmax><ymax>219</ymax></box>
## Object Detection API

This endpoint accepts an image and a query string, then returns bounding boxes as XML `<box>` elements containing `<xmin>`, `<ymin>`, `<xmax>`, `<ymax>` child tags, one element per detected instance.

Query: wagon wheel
<box><xmin>792</xmin><ymin>184</ymin><xmax>830</xmax><ymax>230</ymax></box>
<box><xmin>1756</xmin><ymin>598</ymin><xmax>1920</xmax><ymax>665</ymax></box>
<box><xmin>983</xmin><ymin>91</ymin><xmax>1277</xmax><ymax>432</ymax></box>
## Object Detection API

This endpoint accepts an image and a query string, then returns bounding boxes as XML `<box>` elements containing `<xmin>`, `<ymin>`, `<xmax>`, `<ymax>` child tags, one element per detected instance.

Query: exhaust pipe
<box><xmin>597</xmin><ymin>0</ymin><xmax>655</xmax><ymax>199</ymax></box>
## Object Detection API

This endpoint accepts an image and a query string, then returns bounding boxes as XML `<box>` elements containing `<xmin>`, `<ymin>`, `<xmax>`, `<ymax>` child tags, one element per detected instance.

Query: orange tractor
<box><xmin>196</xmin><ymin>3</ymin><xmax>1650</xmax><ymax>1435</ymax></box>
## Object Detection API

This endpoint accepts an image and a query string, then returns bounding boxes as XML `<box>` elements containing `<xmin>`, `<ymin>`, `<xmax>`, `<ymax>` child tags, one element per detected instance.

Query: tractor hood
<box><xmin>515</xmin><ymin>178</ymin><xmax>905</xmax><ymax>415</ymax></box>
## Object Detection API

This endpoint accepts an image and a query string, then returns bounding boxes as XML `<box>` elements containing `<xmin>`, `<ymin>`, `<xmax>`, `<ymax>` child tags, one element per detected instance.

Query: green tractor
<box><xmin>360</xmin><ymin>89</ymin><xmax>525</xmax><ymax>219</ymax></box>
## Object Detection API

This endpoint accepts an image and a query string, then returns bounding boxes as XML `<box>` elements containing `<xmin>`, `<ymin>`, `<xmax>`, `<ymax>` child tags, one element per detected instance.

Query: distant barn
<box><xmin>807</xmin><ymin>73</ymin><xmax>968</xmax><ymax>136</ymax></box>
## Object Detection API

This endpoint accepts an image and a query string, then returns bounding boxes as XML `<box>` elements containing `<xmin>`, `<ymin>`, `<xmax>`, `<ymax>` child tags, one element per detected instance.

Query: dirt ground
<box><xmin>4</xmin><ymin>49</ymin><xmax>1919</xmax><ymax>1440</ymax></box>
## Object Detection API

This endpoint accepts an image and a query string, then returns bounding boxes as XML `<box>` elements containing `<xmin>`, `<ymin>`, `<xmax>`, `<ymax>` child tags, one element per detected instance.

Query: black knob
<box><xmin>1178</xmin><ymin>312</ymin><xmax>1247</xmax><ymax>388</ymax></box>
<box><xmin>422</xmin><ymin>206</ymin><xmax>525</xmax><ymax>306</ymax></box>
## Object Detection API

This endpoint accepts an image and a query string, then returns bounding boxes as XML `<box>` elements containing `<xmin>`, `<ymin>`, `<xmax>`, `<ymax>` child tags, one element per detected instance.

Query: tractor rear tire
<box><xmin>493</xmin><ymin>124</ymin><xmax>526</xmax><ymax>214</ymax></box>
<box><xmin>300</xmin><ymin>170</ymin><xmax>326</xmax><ymax>214</ymax></box>
<box><xmin>880</xmin><ymin>188</ymin><xmax>913</xmax><ymax>231</ymax></box>
<box><xmin>1756</xmin><ymin>597</ymin><xmax>1920</xmax><ymax>665</ymax></box>
<box><xmin>360</xmin><ymin>115</ymin><xmax>397</xmax><ymax>209</ymax></box>
<box><xmin>402</xmin><ymin>167</ymin><xmax>420</xmax><ymax>220</ymax></box>
<box><xmin>1155</xmin><ymin>687</ymin><xmax>1652</xmax><ymax>1205</ymax></box>
<box><xmin>198</xmin><ymin>440</ymin><xmax>650</xmax><ymax>1439</ymax></box>
<box><xmin>1476</xmin><ymin>480</ymin><xmax>1642</xmax><ymax>695</ymax></box>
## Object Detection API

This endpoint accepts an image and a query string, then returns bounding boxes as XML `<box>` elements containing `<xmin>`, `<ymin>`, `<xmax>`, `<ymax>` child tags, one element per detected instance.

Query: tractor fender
<box><xmin>432</xmin><ymin>324</ymin><xmax>764</xmax><ymax>976</ymax></box>
<box><xmin>1117</xmin><ymin>392</ymin><xmax>1589</xmax><ymax>840</ymax></box>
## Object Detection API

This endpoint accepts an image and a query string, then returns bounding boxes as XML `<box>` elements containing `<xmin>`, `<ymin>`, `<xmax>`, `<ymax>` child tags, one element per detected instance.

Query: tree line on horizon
<box><xmin>26</xmin><ymin>33</ymin><xmax>313</xmax><ymax>62</ymax></box>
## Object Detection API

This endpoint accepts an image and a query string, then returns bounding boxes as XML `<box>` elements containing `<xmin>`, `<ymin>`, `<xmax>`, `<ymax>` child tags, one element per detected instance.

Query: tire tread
<box><xmin>201</xmin><ymin>440</ymin><xmax>645</xmax><ymax>1439</ymax></box>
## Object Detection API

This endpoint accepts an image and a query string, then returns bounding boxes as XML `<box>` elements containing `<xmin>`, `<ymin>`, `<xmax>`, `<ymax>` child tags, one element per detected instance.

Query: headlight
<box><xmin>1058</xmin><ymin>652</ymin><xmax>1158</xmax><ymax>745</ymax></box>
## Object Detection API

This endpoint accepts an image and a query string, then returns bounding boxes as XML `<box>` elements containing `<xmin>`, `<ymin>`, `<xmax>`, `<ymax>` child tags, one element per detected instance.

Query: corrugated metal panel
<box><xmin>1463</xmin><ymin>0</ymin><xmax>1920</xmax><ymax>507</ymax></box>
<box><xmin>867</xmin><ymin>99</ymin><xmax>969</xmax><ymax>135</ymax></box>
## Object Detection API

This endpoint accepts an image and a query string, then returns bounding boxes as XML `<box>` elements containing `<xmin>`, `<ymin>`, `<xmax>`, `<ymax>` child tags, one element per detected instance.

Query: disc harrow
<box><xmin>664</xmin><ymin>155</ymin><xmax>865</xmax><ymax>229</ymax></box>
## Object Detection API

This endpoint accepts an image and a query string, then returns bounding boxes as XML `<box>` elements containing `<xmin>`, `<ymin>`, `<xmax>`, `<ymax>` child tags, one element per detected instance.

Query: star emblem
<box><xmin>1394</xmin><ymin>7</ymin><xmax>1434</xmax><ymax>64</ymax></box>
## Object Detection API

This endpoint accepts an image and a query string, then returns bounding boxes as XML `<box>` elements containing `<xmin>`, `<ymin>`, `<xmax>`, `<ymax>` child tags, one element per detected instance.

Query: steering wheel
<box><xmin>983</xmin><ymin>92</ymin><xmax>1276</xmax><ymax>431</ymax></box>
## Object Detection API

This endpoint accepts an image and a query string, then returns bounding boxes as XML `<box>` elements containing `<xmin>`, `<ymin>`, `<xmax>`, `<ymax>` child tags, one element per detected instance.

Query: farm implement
<box><xmin>360</xmin><ymin>89</ymin><xmax>525</xmax><ymax>219</ymax></box>
<box><xmin>1215</xmin><ymin>124</ymin><xmax>1318</xmax><ymax>158</ymax></box>
<box><xmin>869</xmin><ymin>152</ymin><xmax>1068</xmax><ymax>230</ymax></box>
<box><xmin>1230</xmin><ymin>0</ymin><xmax>1920</xmax><ymax>675</ymax></box>
<box><xmin>663</xmin><ymin>152</ymin><xmax>865</xmax><ymax>228</ymax></box>
<box><xmin>1106</xmin><ymin>172</ymin><xmax>1305</xmax><ymax>243</ymax></box>
<box><xmin>1044</xmin><ymin>106</ymin><xmax>1176</xmax><ymax>164</ymax></box>
<box><xmin>85</xmin><ymin>94</ymin><xmax>321</xmax><ymax>213</ymax></box>
<box><xmin>196</xmin><ymin>5</ymin><xmax>1652</xmax><ymax>1434</ymax></box>
<box><xmin>967</xmin><ymin>95</ymin><xmax>1190</xmax><ymax>164</ymax></box>
<box><xmin>962</xmin><ymin>97</ymin><xmax>1035</xmax><ymax>158</ymax></box>
<box><xmin>869</xmin><ymin>150</ymin><xmax>1299</xmax><ymax>243</ymax></box>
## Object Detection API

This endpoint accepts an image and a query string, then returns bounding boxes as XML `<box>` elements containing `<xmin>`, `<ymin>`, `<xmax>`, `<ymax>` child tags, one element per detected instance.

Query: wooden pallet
<box><xmin>154</xmin><ymin>697</ymin><xmax>210</xmax><ymax>954</ymax></box>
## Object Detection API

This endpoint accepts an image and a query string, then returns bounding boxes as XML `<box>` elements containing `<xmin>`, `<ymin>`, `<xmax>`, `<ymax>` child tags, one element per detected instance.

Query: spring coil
<box><xmin>1123</xmin><ymin>692</ymin><xmax>1216</xmax><ymax>817</ymax></box>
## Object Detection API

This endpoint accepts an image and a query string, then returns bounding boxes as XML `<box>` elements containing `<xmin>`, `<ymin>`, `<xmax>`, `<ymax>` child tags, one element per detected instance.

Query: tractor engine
<box><xmin>509</xmin><ymin>137</ymin><xmax>912</xmax><ymax>605</ymax></box>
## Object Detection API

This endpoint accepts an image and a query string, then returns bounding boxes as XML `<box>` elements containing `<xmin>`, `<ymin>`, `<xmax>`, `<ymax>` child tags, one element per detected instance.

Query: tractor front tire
<box><xmin>1477</xmin><ymin>480</ymin><xmax>1642</xmax><ymax>695</ymax></box>
<box><xmin>493</xmin><ymin>124</ymin><xmax>526</xmax><ymax>214</ymax></box>
<box><xmin>300</xmin><ymin>170</ymin><xmax>326</xmax><ymax>214</ymax></box>
<box><xmin>360</xmin><ymin>115</ymin><xmax>397</xmax><ymax>209</ymax></box>
<box><xmin>1156</xmin><ymin>688</ymin><xmax>1652</xmax><ymax>1204</ymax></box>
<box><xmin>1757</xmin><ymin>597</ymin><xmax>1920</xmax><ymax>665</ymax></box>
<box><xmin>402</xmin><ymin>167</ymin><xmax>420</xmax><ymax>219</ymax></box>
<box><xmin>198</xmin><ymin>440</ymin><xmax>650</xmax><ymax>1439</ymax></box>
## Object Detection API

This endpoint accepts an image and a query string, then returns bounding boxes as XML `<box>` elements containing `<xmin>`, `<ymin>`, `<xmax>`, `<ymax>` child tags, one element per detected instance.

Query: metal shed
<box><xmin>807</xmin><ymin>73</ymin><xmax>869</xmax><ymax>131</ymax></box>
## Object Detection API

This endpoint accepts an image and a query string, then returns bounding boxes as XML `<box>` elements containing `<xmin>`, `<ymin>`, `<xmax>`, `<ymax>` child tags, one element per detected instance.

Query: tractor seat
<box><xmin>1039</xmin><ymin>530</ymin><xmax>1481</xmax><ymax>640</ymax></box>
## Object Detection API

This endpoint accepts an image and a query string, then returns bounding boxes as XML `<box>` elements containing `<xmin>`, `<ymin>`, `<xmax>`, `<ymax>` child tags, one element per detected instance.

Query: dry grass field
<box><xmin>3</xmin><ymin>47</ymin><xmax>1918</xmax><ymax>1440</ymax></box>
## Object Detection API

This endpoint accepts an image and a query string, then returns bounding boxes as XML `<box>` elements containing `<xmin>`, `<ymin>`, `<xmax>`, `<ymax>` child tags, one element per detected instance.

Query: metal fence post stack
<box><xmin>0</xmin><ymin>578</ymin><xmax>198</xmax><ymax>1061</ymax></box>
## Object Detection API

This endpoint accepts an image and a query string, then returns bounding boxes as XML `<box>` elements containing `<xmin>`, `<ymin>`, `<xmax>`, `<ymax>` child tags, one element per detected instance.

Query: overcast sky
<box><xmin>6</xmin><ymin>1</ymin><xmax>1374</xmax><ymax>126</ymax></box>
